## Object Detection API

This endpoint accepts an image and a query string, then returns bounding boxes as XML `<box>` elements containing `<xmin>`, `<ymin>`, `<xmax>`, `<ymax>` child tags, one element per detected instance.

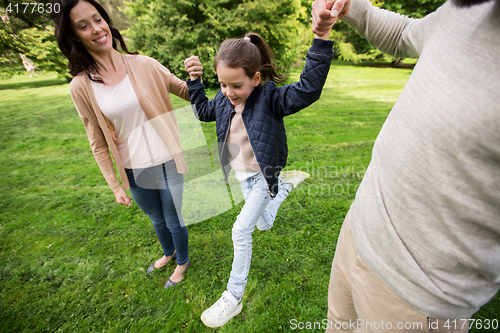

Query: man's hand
<box><xmin>329</xmin><ymin>0</ymin><xmax>351</xmax><ymax>20</ymax></box>
<box><xmin>312</xmin><ymin>0</ymin><xmax>352</xmax><ymax>38</ymax></box>
<box><xmin>184</xmin><ymin>56</ymin><xmax>203</xmax><ymax>81</ymax></box>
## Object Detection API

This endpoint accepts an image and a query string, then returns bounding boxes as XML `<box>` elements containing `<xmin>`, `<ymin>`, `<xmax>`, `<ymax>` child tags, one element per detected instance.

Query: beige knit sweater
<box><xmin>344</xmin><ymin>0</ymin><xmax>500</xmax><ymax>319</ymax></box>
<box><xmin>69</xmin><ymin>54</ymin><xmax>190</xmax><ymax>193</ymax></box>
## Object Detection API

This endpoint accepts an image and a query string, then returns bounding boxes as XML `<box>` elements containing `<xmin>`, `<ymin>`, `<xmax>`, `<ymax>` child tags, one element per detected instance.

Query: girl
<box><xmin>52</xmin><ymin>0</ymin><xmax>190</xmax><ymax>288</ymax></box>
<box><xmin>184</xmin><ymin>27</ymin><xmax>334</xmax><ymax>327</ymax></box>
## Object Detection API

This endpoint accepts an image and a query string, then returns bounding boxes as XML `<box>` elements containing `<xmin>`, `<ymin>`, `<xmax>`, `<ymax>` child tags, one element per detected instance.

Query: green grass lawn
<box><xmin>1</xmin><ymin>67</ymin><xmax>498</xmax><ymax>333</ymax></box>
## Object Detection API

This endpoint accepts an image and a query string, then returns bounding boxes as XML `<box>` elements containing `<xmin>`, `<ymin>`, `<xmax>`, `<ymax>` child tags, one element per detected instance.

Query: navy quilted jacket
<box><xmin>187</xmin><ymin>38</ymin><xmax>334</xmax><ymax>197</ymax></box>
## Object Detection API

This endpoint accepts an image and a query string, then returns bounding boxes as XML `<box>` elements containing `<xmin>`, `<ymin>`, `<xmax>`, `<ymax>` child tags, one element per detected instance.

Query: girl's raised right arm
<box><xmin>184</xmin><ymin>56</ymin><xmax>203</xmax><ymax>81</ymax></box>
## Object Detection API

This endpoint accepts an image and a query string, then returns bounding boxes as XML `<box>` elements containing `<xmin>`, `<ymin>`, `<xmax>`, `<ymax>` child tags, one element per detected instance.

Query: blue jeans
<box><xmin>227</xmin><ymin>173</ymin><xmax>291</xmax><ymax>299</ymax></box>
<box><xmin>125</xmin><ymin>160</ymin><xmax>188</xmax><ymax>265</ymax></box>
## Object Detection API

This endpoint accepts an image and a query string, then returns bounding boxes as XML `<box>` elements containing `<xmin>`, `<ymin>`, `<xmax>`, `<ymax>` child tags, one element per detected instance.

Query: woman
<box><xmin>52</xmin><ymin>0</ymin><xmax>190</xmax><ymax>288</ymax></box>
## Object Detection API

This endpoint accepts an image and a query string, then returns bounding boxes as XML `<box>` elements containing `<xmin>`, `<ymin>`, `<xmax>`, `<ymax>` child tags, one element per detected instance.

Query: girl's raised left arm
<box><xmin>272</xmin><ymin>38</ymin><xmax>334</xmax><ymax>117</ymax></box>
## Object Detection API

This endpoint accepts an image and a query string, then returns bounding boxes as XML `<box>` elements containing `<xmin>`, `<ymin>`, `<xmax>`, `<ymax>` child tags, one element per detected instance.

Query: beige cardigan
<box><xmin>70</xmin><ymin>54</ymin><xmax>190</xmax><ymax>193</ymax></box>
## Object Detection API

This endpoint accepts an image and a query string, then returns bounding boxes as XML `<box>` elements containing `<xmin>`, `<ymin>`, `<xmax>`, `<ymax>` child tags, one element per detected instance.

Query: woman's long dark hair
<box><xmin>51</xmin><ymin>0</ymin><xmax>137</xmax><ymax>82</ymax></box>
<box><xmin>214</xmin><ymin>33</ymin><xmax>288</xmax><ymax>84</ymax></box>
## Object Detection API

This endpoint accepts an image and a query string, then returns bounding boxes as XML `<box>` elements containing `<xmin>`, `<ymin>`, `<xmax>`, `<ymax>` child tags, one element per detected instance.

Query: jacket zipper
<box><xmin>241</xmin><ymin>111</ymin><xmax>276</xmax><ymax>198</ymax></box>
<box><xmin>220</xmin><ymin>110</ymin><xmax>235</xmax><ymax>182</ymax></box>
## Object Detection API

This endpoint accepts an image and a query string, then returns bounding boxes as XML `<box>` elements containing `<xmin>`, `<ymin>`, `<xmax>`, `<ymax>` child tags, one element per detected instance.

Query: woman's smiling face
<box><xmin>70</xmin><ymin>0</ymin><xmax>112</xmax><ymax>55</ymax></box>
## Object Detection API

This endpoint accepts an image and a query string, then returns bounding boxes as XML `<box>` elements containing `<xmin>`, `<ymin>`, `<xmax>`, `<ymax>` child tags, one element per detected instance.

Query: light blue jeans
<box><xmin>227</xmin><ymin>173</ymin><xmax>291</xmax><ymax>300</ymax></box>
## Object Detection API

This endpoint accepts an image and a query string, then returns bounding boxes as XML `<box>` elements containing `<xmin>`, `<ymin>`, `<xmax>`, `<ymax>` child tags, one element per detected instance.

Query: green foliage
<box><xmin>124</xmin><ymin>0</ymin><xmax>308</xmax><ymax>88</ymax></box>
<box><xmin>19</xmin><ymin>26</ymin><xmax>69</xmax><ymax>77</ymax></box>
<box><xmin>0</xmin><ymin>51</ymin><xmax>23</xmax><ymax>79</ymax></box>
<box><xmin>382</xmin><ymin>0</ymin><xmax>447</xmax><ymax>18</ymax></box>
<box><xmin>0</xmin><ymin>0</ymin><xmax>70</xmax><ymax>79</ymax></box>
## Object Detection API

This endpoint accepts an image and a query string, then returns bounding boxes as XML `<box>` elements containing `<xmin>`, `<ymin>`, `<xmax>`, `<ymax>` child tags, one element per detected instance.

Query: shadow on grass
<box><xmin>356</xmin><ymin>61</ymin><xmax>416</xmax><ymax>69</ymax></box>
<box><xmin>0</xmin><ymin>76</ymin><xmax>69</xmax><ymax>90</ymax></box>
<box><xmin>329</xmin><ymin>59</ymin><xmax>417</xmax><ymax>69</ymax></box>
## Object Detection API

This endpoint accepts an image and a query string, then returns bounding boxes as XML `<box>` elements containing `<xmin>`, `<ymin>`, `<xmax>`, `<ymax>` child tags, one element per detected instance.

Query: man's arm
<box><xmin>313</xmin><ymin>0</ymin><xmax>441</xmax><ymax>59</ymax></box>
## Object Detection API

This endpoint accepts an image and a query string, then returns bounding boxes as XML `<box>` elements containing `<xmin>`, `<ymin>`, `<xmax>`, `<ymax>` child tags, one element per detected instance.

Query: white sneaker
<box><xmin>201</xmin><ymin>291</ymin><xmax>242</xmax><ymax>328</ymax></box>
<box><xmin>280</xmin><ymin>170</ymin><xmax>310</xmax><ymax>188</ymax></box>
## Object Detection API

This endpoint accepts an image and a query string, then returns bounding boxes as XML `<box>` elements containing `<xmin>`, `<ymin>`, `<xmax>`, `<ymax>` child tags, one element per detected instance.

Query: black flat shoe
<box><xmin>164</xmin><ymin>261</ymin><xmax>190</xmax><ymax>289</ymax></box>
<box><xmin>147</xmin><ymin>252</ymin><xmax>177</xmax><ymax>274</ymax></box>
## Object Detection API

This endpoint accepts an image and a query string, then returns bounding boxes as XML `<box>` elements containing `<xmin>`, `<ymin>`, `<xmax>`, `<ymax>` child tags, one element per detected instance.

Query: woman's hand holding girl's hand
<box><xmin>114</xmin><ymin>188</ymin><xmax>132</xmax><ymax>206</ymax></box>
<box><xmin>184</xmin><ymin>56</ymin><xmax>203</xmax><ymax>81</ymax></box>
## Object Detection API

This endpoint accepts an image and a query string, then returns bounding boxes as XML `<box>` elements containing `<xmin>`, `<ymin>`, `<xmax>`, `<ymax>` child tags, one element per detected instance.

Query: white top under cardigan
<box><xmin>91</xmin><ymin>75</ymin><xmax>172</xmax><ymax>169</ymax></box>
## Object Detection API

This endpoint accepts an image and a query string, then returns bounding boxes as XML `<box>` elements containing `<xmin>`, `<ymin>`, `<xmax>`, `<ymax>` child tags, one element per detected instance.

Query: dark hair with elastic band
<box><xmin>214</xmin><ymin>33</ymin><xmax>288</xmax><ymax>84</ymax></box>
<box><xmin>51</xmin><ymin>0</ymin><xmax>137</xmax><ymax>82</ymax></box>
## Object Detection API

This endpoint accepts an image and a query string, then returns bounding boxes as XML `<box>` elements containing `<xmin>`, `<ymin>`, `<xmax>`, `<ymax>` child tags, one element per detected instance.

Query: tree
<box><xmin>124</xmin><ymin>0</ymin><xmax>308</xmax><ymax>88</ymax></box>
<box><xmin>330</xmin><ymin>0</ymin><xmax>446</xmax><ymax>63</ymax></box>
<box><xmin>0</xmin><ymin>0</ymin><xmax>69</xmax><ymax>79</ymax></box>
<box><xmin>98</xmin><ymin>0</ymin><xmax>130</xmax><ymax>30</ymax></box>
<box><xmin>382</xmin><ymin>0</ymin><xmax>446</xmax><ymax>18</ymax></box>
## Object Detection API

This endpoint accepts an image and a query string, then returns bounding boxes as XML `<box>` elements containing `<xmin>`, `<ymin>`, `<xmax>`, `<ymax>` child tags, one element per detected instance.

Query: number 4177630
<box><xmin>445</xmin><ymin>318</ymin><xmax>498</xmax><ymax>330</ymax></box>
<box><xmin>5</xmin><ymin>2</ymin><xmax>60</xmax><ymax>14</ymax></box>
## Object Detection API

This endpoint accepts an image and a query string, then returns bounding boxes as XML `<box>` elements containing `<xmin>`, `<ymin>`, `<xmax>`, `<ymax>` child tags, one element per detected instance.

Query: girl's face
<box><xmin>70</xmin><ymin>0</ymin><xmax>112</xmax><ymax>55</ymax></box>
<box><xmin>216</xmin><ymin>64</ymin><xmax>260</xmax><ymax>109</ymax></box>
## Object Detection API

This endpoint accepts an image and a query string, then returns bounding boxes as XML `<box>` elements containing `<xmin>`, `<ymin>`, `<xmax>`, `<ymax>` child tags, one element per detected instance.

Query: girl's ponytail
<box><xmin>215</xmin><ymin>33</ymin><xmax>288</xmax><ymax>84</ymax></box>
<box><xmin>245</xmin><ymin>33</ymin><xmax>288</xmax><ymax>84</ymax></box>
